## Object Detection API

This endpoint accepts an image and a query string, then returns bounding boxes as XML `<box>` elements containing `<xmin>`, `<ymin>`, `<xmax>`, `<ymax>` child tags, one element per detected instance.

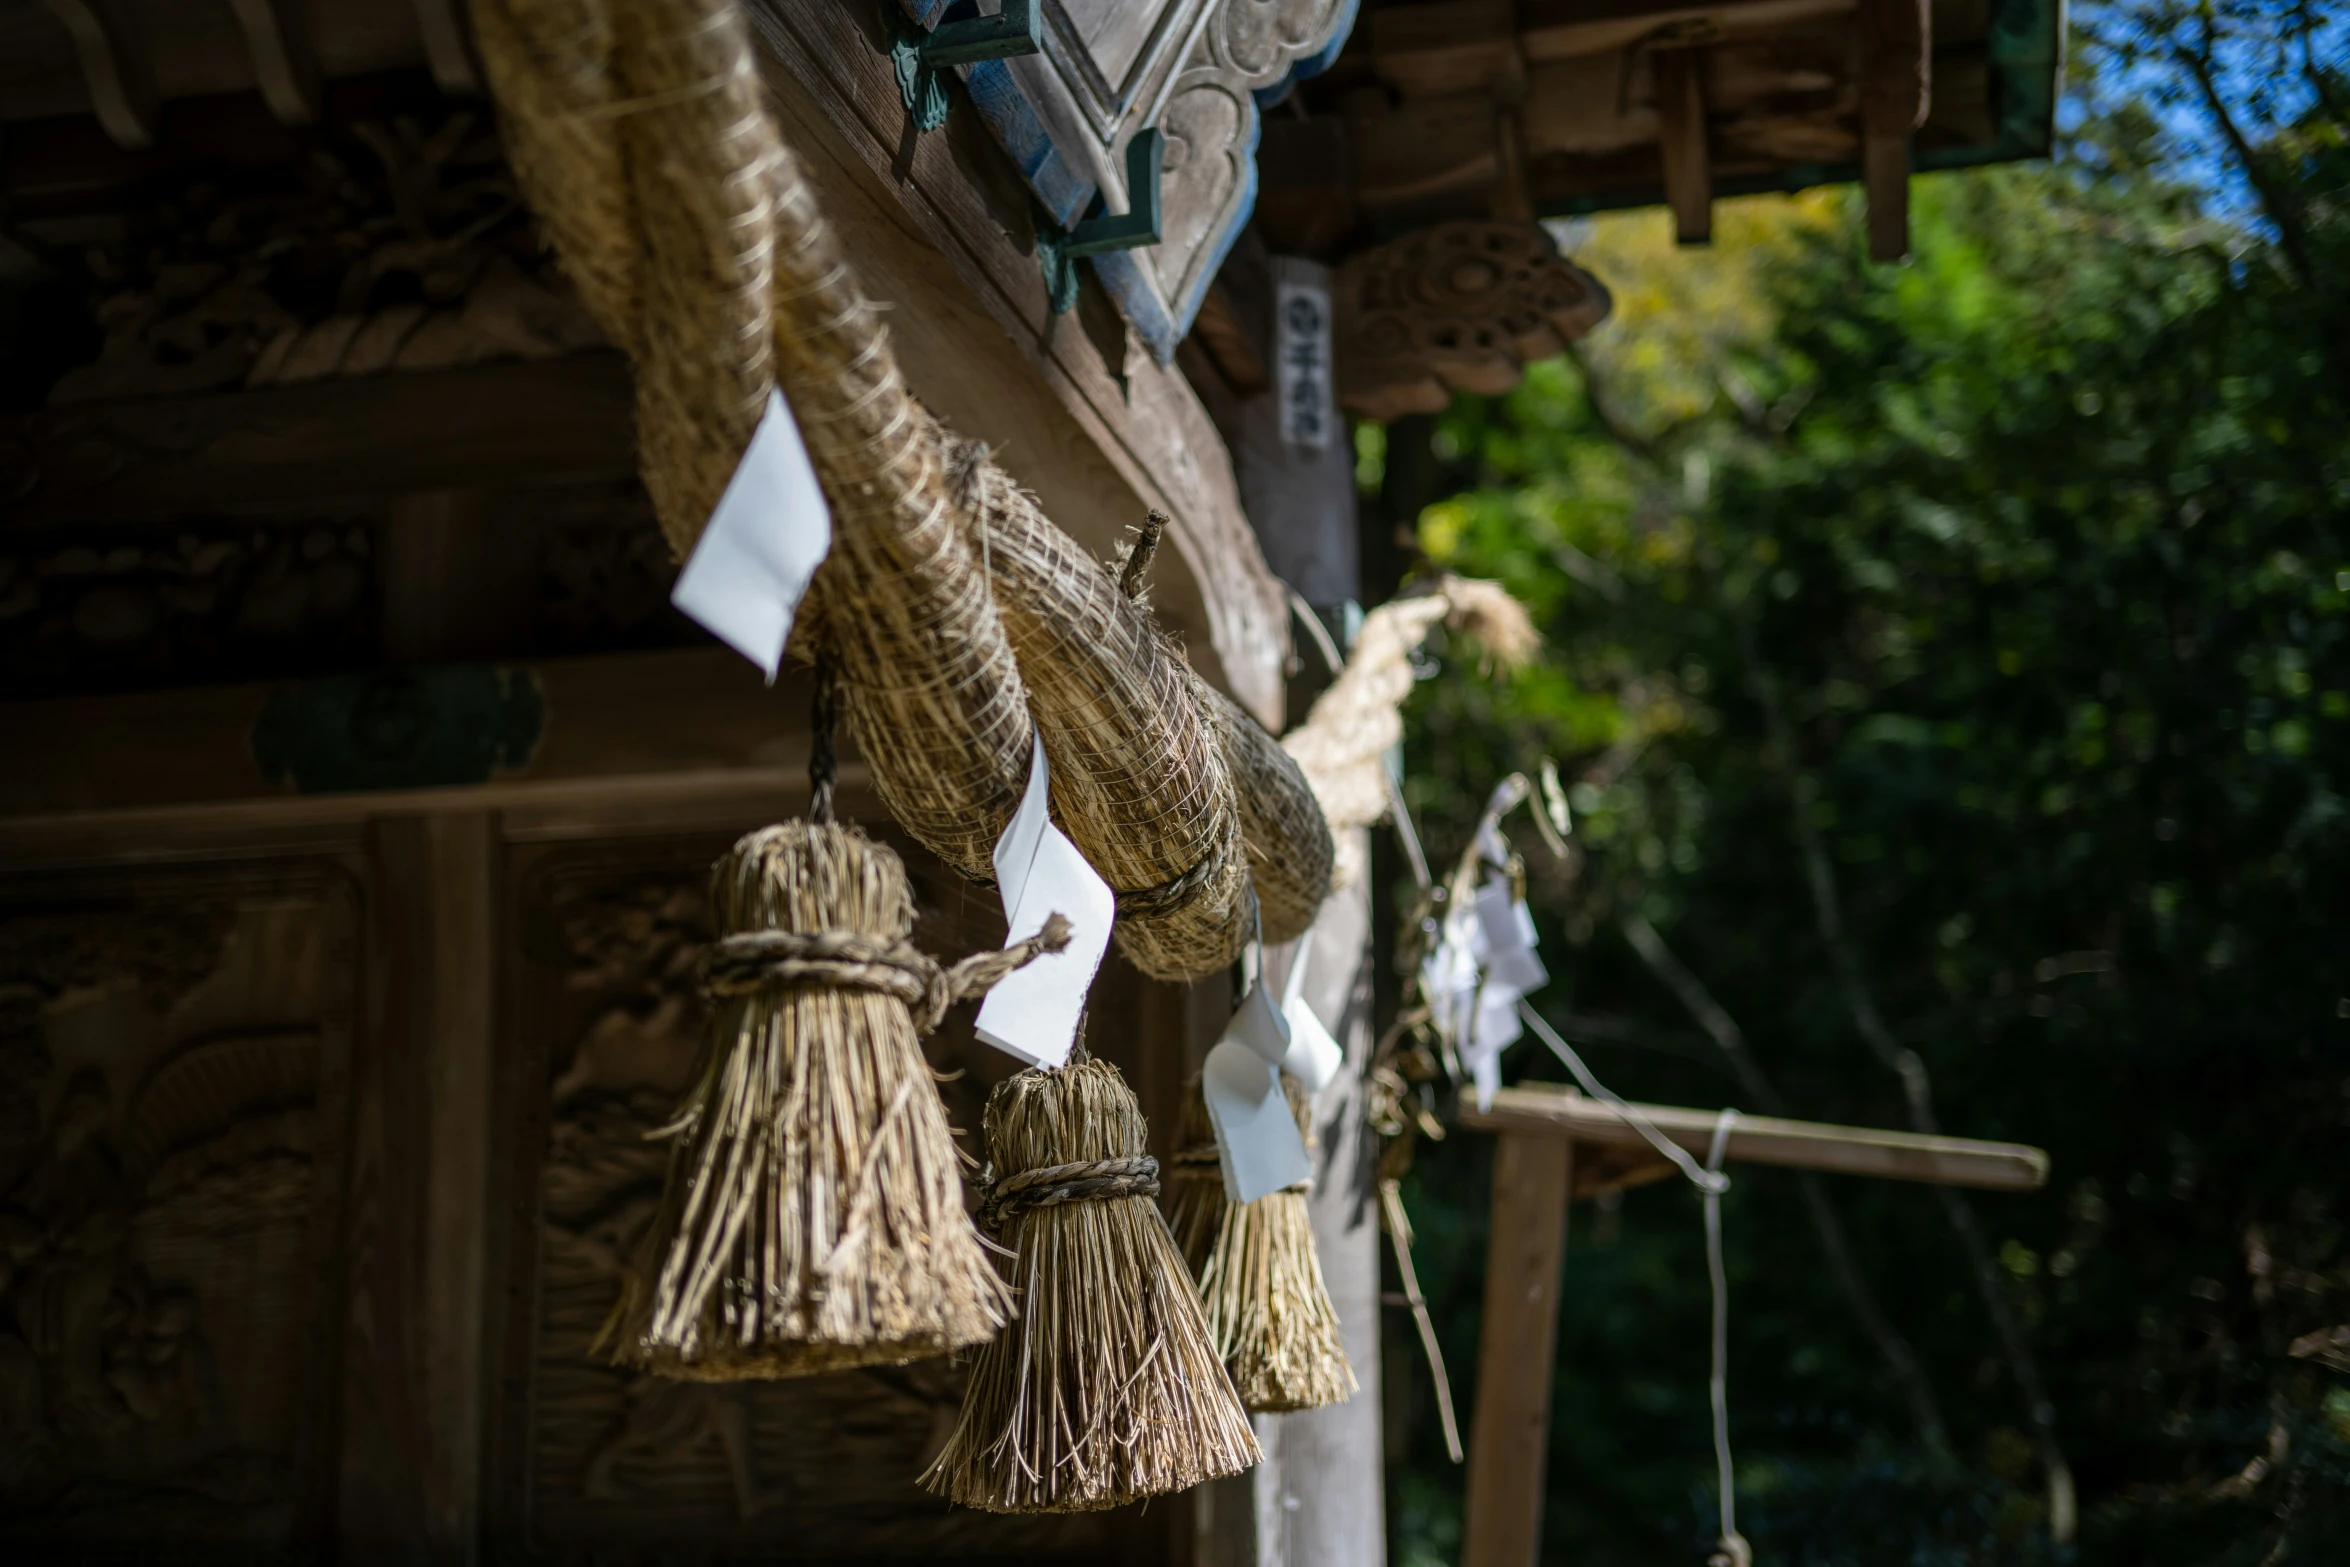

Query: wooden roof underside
<box><xmin>1263</xmin><ymin>0</ymin><xmax>2059</xmax><ymax>254</ymax></box>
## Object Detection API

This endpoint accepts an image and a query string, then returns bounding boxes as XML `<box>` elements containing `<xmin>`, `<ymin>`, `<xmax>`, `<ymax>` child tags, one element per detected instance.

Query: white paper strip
<box><xmin>1202</xmin><ymin>1037</ymin><xmax>1314</xmax><ymax>1203</ymax></box>
<box><xmin>1226</xmin><ymin>962</ymin><xmax>1293</xmax><ymax>1066</ymax></box>
<box><xmin>1277</xmin><ymin>930</ymin><xmax>1344</xmax><ymax>1094</ymax></box>
<box><xmin>669</xmin><ymin>388</ymin><xmax>833</xmax><ymax>680</ymax></box>
<box><xmin>972</xmin><ymin>738</ymin><xmax>1115</xmax><ymax>1070</ymax></box>
<box><xmin>1459</xmin><ymin>875</ymin><xmax>1548</xmax><ymax>1111</ymax></box>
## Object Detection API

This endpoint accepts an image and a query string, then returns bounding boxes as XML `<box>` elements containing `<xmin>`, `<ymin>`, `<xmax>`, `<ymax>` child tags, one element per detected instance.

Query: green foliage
<box><xmin>1383</xmin><ymin>18</ymin><xmax>2350</xmax><ymax>1565</ymax></box>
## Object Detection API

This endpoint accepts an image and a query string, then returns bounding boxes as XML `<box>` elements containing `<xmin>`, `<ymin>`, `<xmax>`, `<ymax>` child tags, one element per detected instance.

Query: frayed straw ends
<box><xmin>1163</xmin><ymin>1073</ymin><xmax>1357</xmax><ymax>1413</ymax></box>
<box><xmin>606</xmin><ymin>822</ymin><xmax>1013</xmax><ymax>1379</ymax></box>
<box><xmin>923</xmin><ymin>1057</ymin><xmax>1260</xmax><ymax>1512</ymax></box>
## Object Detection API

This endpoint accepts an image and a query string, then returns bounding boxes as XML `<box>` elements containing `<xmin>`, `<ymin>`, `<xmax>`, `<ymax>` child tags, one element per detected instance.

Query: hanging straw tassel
<box><xmin>923</xmin><ymin>1055</ymin><xmax>1260</xmax><ymax>1512</ymax></box>
<box><xmin>606</xmin><ymin>820</ymin><xmax>1070</xmax><ymax>1378</ymax></box>
<box><xmin>1163</xmin><ymin>1072</ymin><xmax>1357</xmax><ymax>1413</ymax></box>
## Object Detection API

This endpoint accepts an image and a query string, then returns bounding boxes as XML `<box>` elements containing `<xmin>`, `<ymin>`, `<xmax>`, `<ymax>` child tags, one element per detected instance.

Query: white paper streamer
<box><xmin>971</xmin><ymin>739</ymin><xmax>1115</xmax><ymax>1069</ymax></box>
<box><xmin>669</xmin><ymin>388</ymin><xmax>832</xmax><ymax>680</ymax></box>
<box><xmin>1277</xmin><ymin>929</ymin><xmax>1344</xmax><ymax>1095</ymax></box>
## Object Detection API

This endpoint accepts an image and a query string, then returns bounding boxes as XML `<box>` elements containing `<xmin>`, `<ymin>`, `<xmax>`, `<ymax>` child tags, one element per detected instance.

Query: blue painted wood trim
<box><xmin>895</xmin><ymin>0</ymin><xmax>1363</xmax><ymax>357</ymax></box>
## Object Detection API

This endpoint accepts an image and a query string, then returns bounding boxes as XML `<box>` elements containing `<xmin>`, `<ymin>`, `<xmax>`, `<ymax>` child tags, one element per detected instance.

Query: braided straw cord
<box><xmin>924</xmin><ymin>1057</ymin><xmax>1259</xmax><ymax>1513</ymax></box>
<box><xmin>605</xmin><ymin>823</ymin><xmax>1012</xmax><ymax>1379</ymax></box>
<box><xmin>1162</xmin><ymin>1071</ymin><xmax>1357</xmax><ymax>1413</ymax></box>
<box><xmin>949</xmin><ymin>447</ymin><xmax>1250</xmax><ymax>979</ymax></box>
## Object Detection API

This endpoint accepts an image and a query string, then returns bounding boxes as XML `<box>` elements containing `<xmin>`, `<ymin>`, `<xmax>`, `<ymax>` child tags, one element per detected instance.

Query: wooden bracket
<box><xmin>40</xmin><ymin>0</ymin><xmax>158</xmax><ymax>150</ymax></box>
<box><xmin>917</xmin><ymin>0</ymin><xmax>1043</xmax><ymax>68</ymax></box>
<box><xmin>1063</xmin><ymin>128</ymin><xmax>1167</xmax><ymax>258</ymax></box>
<box><xmin>889</xmin><ymin>0</ymin><xmax>1043</xmax><ymax>133</ymax></box>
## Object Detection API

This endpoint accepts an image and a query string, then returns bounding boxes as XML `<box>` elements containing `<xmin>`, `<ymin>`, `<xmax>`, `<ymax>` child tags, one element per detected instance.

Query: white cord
<box><xmin>1705</xmin><ymin>1108</ymin><xmax>1749</xmax><ymax>1567</ymax></box>
<box><xmin>1516</xmin><ymin>1002</ymin><xmax>1728</xmax><ymax>1195</ymax></box>
<box><xmin>1516</xmin><ymin>1001</ymin><xmax>1749</xmax><ymax>1564</ymax></box>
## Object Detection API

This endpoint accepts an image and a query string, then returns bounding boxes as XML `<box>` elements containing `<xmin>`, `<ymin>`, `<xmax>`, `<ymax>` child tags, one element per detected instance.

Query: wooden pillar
<box><xmin>343</xmin><ymin>811</ymin><xmax>500</xmax><ymax>1561</ymax></box>
<box><xmin>1461</xmin><ymin>1134</ymin><xmax>1575</xmax><ymax>1567</ymax></box>
<box><xmin>1279</xmin><ymin>853</ymin><xmax>1384</xmax><ymax>1567</ymax></box>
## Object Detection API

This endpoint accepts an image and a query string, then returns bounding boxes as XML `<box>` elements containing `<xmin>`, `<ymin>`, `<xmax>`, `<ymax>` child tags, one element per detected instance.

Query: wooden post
<box><xmin>1461</xmin><ymin>1133</ymin><xmax>1574</xmax><ymax>1567</ymax></box>
<box><xmin>344</xmin><ymin>811</ymin><xmax>501</xmax><ymax>1561</ymax></box>
<box><xmin>1653</xmin><ymin>47</ymin><xmax>1711</xmax><ymax>246</ymax></box>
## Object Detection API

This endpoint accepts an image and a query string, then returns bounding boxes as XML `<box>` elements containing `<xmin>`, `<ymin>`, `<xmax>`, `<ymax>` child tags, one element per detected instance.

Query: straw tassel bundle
<box><xmin>923</xmin><ymin>1055</ymin><xmax>1260</xmax><ymax>1512</ymax></box>
<box><xmin>1163</xmin><ymin>1072</ymin><xmax>1357</xmax><ymax>1413</ymax></box>
<box><xmin>605</xmin><ymin>821</ymin><xmax>1067</xmax><ymax>1378</ymax></box>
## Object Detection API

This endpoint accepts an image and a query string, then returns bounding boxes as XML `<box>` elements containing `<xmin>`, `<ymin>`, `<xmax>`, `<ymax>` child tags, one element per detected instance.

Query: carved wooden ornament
<box><xmin>903</xmin><ymin>0</ymin><xmax>1358</xmax><ymax>360</ymax></box>
<box><xmin>1335</xmin><ymin>221</ymin><xmax>1612</xmax><ymax>423</ymax></box>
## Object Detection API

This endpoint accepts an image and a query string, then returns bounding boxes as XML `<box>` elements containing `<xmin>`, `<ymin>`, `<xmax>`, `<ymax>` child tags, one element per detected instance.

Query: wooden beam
<box><xmin>1461</xmin><ymin>1085</ymin><xmax>2051</xmax><ymax>1192</ymax></box>
<box><xmin>0</xmin><ymin>649</ymin><xmax>830</xmax><ymax>841</ymax></box>
<box><xmin>1518</xmin><ymin>0</ymin><xmax>1853</xmax><ymax>61</ymax></box>
<box><xmin>1653</xmin><ymin>46</ymin><xmax>1713</xmax><ymax>245</ymax></box>
<box><xmin>1369</xmin><ymin>0</ymin><xmax>1518</xmax><ymax>99</ymax></box>
<box><xmin>1</xmin><ymin>354</ymin><xmax>636</xmax><ymax>527</ymax></box>
<box><xmin>224</xmin><ymin>0</ymin><xmax>323</xmax><ymax>127</ymax></box>
<box><xmin>1461</xmin><ymin>1133</ymin><xmax>1574</xmax><ymax>1567</ymax></box>
<box><xmin>38</xmin><ymin>0</ymin><xmax>157</xmax><ymax>149</ymax></box>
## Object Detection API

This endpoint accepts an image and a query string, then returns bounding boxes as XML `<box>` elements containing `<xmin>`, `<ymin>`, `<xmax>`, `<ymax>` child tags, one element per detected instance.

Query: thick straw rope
<box><xmin>951</xmin><ymin>451</ymin><xmax>1255</xmax><ymax>977</ymax></box>
<box><xmin>475</xmin><ymin>0</ymin><xmax>1339</xmax><ymax>955</ymax></box>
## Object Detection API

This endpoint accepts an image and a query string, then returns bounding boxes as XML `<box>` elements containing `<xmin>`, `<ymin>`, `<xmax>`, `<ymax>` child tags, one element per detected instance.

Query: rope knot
<box><xmin>975</xmin><ymin>1153</ymin><xmax>1159</xmax><ymax>1233</ymax></box>
<box><xmin>703</xmin><ymin>911</ymin><xmax>1073</xmax><ymax>1033</ymax></box>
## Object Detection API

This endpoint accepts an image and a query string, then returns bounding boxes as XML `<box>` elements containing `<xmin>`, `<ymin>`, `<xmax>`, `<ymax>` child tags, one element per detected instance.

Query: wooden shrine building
<box><xmin>0</xmin><ymin>2</ymin><xmax>2058</xmax><ymax>1563</ymax></box>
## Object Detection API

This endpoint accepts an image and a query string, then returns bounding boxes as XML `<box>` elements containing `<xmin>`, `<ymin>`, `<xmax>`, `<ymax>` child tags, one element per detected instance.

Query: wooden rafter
<box><xmin>412</xmin><ymin>0</ymin><xmax>484</xmax><ymax>96</ymax></box>
<box><xmin>38</xmin><ymin>0</ymin><xmax>157</xmax><ymax>150</ymax></box>
<box><xmin>225</xmin><ymin>0</ymin><xmax>322</xmax><ymax>127</ymax></box>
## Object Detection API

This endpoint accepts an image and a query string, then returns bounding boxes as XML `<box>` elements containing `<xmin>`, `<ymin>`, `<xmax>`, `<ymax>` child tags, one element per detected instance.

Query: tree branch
<box><xmin>2175</xmin><ymin>22</ymin><xmax>2317</xmax><ymax>294</ymax></box>
<box><xmin>1728</xmin><ymin>607</ymin><xmax>2078</xmax><ymax>1543</ymax></box>
<box><xmin>1619</xmin><ymin>910</ymin><xmax>1953</xmax><ymax>1456</ymax></box>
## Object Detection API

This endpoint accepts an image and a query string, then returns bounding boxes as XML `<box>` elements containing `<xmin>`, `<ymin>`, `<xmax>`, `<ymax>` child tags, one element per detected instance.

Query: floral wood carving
<box><xmin>1334</xmin><ymin>222</ymin><xmax>1614</xmax><ymax>423</ymax></box>
<box><xmin>32</xmin><ymin>111</ymin><xmax>602</xmax><ymax>407</ymax></box>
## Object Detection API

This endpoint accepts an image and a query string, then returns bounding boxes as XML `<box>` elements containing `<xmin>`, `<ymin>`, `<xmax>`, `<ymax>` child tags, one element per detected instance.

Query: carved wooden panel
<box><xmin>1334</xmin><ymin>220</ymin><xmax>1612</xmax><ymax>423</ymax></box>
<box><xmin>888</xmin><ymin>0</ymin><xmax>1359</xmax><ymax>360</ymax></box>
<box><xmin>0</xmin><ymin>862</ymin><xmax>358</xmax><ymax>1557</ymax></box>
<box><xmin>494</xmin><ymin>828</ymin><xmax>1170</xmax><ymax>1561</ymax></box>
